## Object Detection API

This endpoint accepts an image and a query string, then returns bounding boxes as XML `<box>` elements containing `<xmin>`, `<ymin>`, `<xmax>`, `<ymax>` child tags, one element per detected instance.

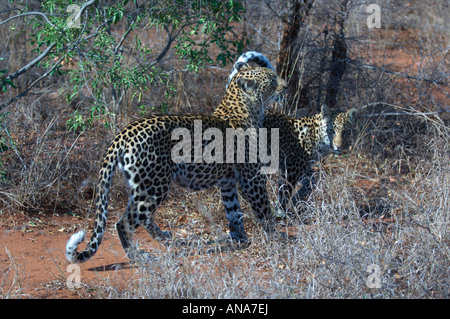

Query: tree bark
<box><xmin>325</xmin><ymin>0</ymin><xmax>349</xmax><ymax>108</ymax></box>
<box><xmin>276</xmin><ymin>0</ymin><xmax>314</xmax><ymax>112</ymax></box>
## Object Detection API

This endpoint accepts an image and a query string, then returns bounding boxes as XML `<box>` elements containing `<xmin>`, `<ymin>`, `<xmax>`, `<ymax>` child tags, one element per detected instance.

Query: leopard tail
<box><xmin>66</xmin><ymin>141</ymin><xmax>121</xmax><ymax>263</ymax></box>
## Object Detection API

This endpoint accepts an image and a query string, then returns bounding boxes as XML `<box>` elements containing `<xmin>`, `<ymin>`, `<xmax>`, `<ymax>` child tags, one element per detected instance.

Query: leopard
<box><xmin>66</xmin><ymin>63</ymin><xmax>287</xmax><ymax>263</ymax></box>
<box><xmin>227</xmin><ymin>51</ymin><xmax>357</xmax><ymax>213</ymax></box>
<box><xmin>264</xmin><ymin>106</ymin><xmax>356</xmax><ymax>213</ymax></box>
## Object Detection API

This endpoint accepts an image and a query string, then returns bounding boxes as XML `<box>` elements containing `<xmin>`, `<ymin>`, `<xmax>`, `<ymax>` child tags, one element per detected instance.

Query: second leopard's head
<box><xmin>330</xmin><ymin>108</ymin><xmax>357</xmax><ymax>154</ymax></box>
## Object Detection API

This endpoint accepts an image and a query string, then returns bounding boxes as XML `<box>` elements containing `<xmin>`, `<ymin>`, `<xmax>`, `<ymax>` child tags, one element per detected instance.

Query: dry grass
<box><xmin>0</xmin><ymin>247</ymin><xmax>23</xmax><ymax>299</ymax></box>
<box><xmin>92</xmin><ymin>114</ymin><xmax>449</xmax><ymax>299</ymax></box>
<box><xmin>94</xmin><ymin>130</ymin><xmax>448</xmax><ymax>299</ymax></box>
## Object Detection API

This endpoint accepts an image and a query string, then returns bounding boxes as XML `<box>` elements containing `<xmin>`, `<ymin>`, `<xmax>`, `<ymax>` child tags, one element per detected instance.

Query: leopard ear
<box><xmin>348</xmin><ymin>108</ymin><xmax>357</xmax><ymax>122</ymax></box>
<box><xmin>320</xmin><ymin>104</ymin><xmax>331</xmax><ymax>121</ymax></box>
<box><xmin>234</xmin><ymin>62</ymin><xmax>251</xmax><ymax>73</ymax></box>
<box><xmin>236</xmin><ymin>78</ymin><xmax>256</xmax><ymax>93</ymax></box>
<box><xmin>227</xmin><ymin>62</ymin><xmax>253</xmax><ymax>89</ymax></box>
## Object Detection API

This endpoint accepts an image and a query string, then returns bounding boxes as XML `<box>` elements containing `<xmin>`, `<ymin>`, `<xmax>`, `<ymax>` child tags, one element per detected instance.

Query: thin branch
<box><xmin>114</xmin><ymin>26</ymin><xmax>133</xmax><ymax>54</ymax></box>
<box><xmin>357</xmin><ymin>108</ymin><xmax>449</xmax><ymax>117</ymax></box>
<box><xmin>245</xmin><ymin>20</ymin><xmax>279</xmax><ymax>50</ymax></box>
<box><xmin>0</xmin><ymin>54</ymin><xmax>65</xmax><ymax>111</ymax></box>
<box><xmin>263</xmin><ymin>0</ymin><xmax>288</xmax><ymax>23</ymax></box>
<box><xmin>144</xmin><ymin>25</ymin><xmax>176</xmax><ymax>70</ymax></box>
<box><xmin>71</xmin><ymin>0</ymin><xmax>97</xmax><ymax>29</ymax></box>
<box><xmin>81</xmin><ymin>18</ymin><xmax>112</xmax><ymax>42</ymax></box>
<box><xmin>0</xmin><ymin>12</ymin><xmax>55</xmax><ymax>28</ymax></box>
<box><xmin>347</xmin><ymin>59</ymin><xmax>449</xmax><ymax>85</ymax></box>
<box><xmin>0</xmin><ymin>0</ymin><xmax>99</xmax><ymax>110</ymax></box>
<box><xmin>356</xmin><ymin>103</ymin><xmax>449</xmax><ymax>133</ymax></box>
<box><xmin>3</xmin><ymin>42</ymin><xmax>56</xmax><ymax>83</ymax></box>
<box><xmin>0</xmin><ymin>8</ymin><xmax>21</xmax><ymax>15</ymax></box>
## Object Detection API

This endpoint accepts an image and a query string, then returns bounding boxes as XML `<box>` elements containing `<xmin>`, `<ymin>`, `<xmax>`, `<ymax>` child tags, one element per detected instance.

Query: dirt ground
<box><xmin>0</xmin><ymin>164</ymin><xmax>391</xmax><ymax>299</ymax></box>
<box><xmin>0</xmin><ymin>212</ymin><xmax>153</xmax><ymax>298</ymax></box>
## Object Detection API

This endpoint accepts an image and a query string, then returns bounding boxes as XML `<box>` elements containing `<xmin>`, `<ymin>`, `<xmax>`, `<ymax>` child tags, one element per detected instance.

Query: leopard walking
<box><xmin>66</xmin><ymin>63</ymin><xmax>287</xmax><ymax>263</ymax></box>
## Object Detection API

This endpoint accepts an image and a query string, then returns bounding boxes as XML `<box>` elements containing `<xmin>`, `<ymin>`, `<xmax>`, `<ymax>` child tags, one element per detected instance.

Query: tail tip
<box><xmin>66</xmin><ymin>230</ymin><xmax>86</xmax><ymax>262</ymax></box>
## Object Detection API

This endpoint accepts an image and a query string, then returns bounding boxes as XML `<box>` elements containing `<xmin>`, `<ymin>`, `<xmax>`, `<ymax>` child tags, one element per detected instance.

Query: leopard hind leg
<box><xmin>220</xmin><ymin>185</ymin><xmax>248</xmax><ymax>243</ymax></box>
<box><xmin>116</xmin><ymin>166</ymin><xmax>172</xmax><ymax>262</ymax></box>
<box><xmin>138</xmin><ymin>186</ymin><xmax>173</xmax><ymax>243</ymax></box>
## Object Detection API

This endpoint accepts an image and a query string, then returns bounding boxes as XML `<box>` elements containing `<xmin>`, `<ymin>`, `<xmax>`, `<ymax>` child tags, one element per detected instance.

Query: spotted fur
<box><xmin>229</xmin><ymin>52</ymin><xmax>357</xmax><ymax>212</ymax></box>
<box><xmin>66</xmin><ymin>64</ymin><xmax>287</xmax><ymax>263</ymax></box>
<box><xmin>265</xmin><ymin>107</ymin><xmax>356</xmax><ymax>212</ymax></box>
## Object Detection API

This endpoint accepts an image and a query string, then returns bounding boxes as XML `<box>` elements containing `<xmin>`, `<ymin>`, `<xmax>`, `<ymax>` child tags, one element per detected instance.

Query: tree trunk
<box><xmin>325</xmin><ymin>0</ymin><xmax>349</xmax><ymax>108</ymax></box>
<box><xmin>276</xmin><ymin>0</ymin><xmax>315</xmax><ymax>113</ymax></box>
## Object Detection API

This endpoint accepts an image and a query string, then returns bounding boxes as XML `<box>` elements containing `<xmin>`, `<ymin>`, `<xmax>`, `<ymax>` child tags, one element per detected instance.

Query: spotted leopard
<box><xmin>265</xmin><ymin>106</ymin><xmax>356</xmax><ymax>213</ymax></box>
<box><xmin>228</xmin><ymin>51</ymin><xmax>356</xmax><ymax>212</ymax></box>
<box><xmin>66</xmin><ymin>63</ymin><xmax>287</xmax><ymax>263</ymax></box>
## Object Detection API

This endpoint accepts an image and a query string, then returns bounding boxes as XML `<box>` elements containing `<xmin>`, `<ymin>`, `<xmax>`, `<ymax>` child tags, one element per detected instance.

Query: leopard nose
<box><xmin>332</xmin><ymin>145</ymin><xmax>342</xmax><ymax>154</ymax></box>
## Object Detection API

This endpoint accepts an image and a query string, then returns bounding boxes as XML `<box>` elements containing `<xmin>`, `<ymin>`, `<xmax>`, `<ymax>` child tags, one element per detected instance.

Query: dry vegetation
<box><xmin>0</xmin><ymin>0</ymin><xmax>448</xmax><ymax>299</ymax></box>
